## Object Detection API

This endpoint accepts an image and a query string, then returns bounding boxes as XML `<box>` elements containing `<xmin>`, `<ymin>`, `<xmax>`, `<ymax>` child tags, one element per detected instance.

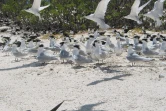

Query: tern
<box><xmin>84</xmin><ymin>0</ymin><xmax>111</xmax><ymax>29</ymax></box>
<box><xmin>144</xmin><ymin>0</ymin><xmax>165</xmax><ymax>27</ymax></box>
<box><xmin>36</xmin><ymin>44</ymin><xmax>58</xmax><ymax>63</ymax></box>
<box><xmin>127</xmin><ymin>44</ymin><xmax>154</xmax><ymax>66</ymax></box>
<box><xmin>91</xmin><ymin>40</ymin><xmax>108</xmax><ymax>62</ymax></box>
<box><xmin>72</xmin><ymin>45</ymin><xmax>92</xmax><ymax>65</ymax></box>
<box><xmin>124</xmin><ymin>0</ymin><xmax>152</xmax><ymax>24</ymax></box>
<box><xmin>12</xmin><ymin>43</ymin><xmax>28</xmax><ymax>61</ymax></box>
<box><xmin>59</xmin><ymin>42</ymin><xmax>71</xmax><ymax>63</ymax></box>
<box><xmin>142</xmin><ymin>39</ymin><xmax>159</xmax><ymax>57</ymax></box>
<box><xmin>25</xmin><ymin>0</ymin><xmax>50</xmax><ymax>20</ymax></box>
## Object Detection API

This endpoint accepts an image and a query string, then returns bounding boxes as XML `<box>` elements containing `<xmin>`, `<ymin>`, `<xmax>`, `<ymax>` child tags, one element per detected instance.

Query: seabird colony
<box><xmin>0</xmin><ymin>0</ymin><xmax>166</xmax><ymax>67</ymax></box>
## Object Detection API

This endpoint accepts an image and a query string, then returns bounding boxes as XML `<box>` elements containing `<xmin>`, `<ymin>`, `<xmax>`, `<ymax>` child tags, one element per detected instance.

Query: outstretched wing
<box><xmin>156</xmin><ymin>0</ymin><xmax>165</xmax><ymax>17</ymax></box>
<box><xmin>32</xmin><ymin>0</ymin><xmax>41</xmax><ymax>10</ymax></box>
<box><xmin>138</xmin><ymin>0</ymin><xmax>152</xmax><ymax>13</ymax></box>
<box><xmin>39</xmin><ymin>4</ymin><xmax>50</xmax><ymax>11</ymax></box>
<box><xmin>130</xmin><ymin>0</ymin><xmax>141</xmax><ymax>15</ymax></box>
<box><xmin>94</xmin><ymin>0</ymin><xmax>111</xmax><ymax>19</ymax></box>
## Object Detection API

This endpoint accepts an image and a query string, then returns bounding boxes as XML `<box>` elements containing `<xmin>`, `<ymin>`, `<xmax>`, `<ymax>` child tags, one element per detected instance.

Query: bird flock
<box><xmin>1</xmin><ymin>27</ymin><xmax>166</xmax><ymax>67</ymax></box>
<box><xmin>0</xmin><ymin>0</ymin><xmax>166</xmax><ymax>67</ymax></box>
<box><xmin>25</xmin><ymin>0</ymin><xmax>165</xmax><ymax>30</ymax></box>
<box><xmin>23</xmin><ymin>0</ymin><xmax>165</xmax><ymax>28</ymax></box>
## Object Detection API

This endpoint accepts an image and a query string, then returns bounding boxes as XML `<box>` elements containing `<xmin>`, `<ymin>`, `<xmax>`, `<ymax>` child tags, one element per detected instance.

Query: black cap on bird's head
<box><xmin>125</xmin><ymin>35</ymin><xmax>128</xmax><ymax>38</ymax></box>
<box><xmin>86</xmin><ymin>37</ymin><xmax>90</xmax><ymax>40</ymax></box>
<box><xmin>146</xmin><ymin>34</ymin><xmax>151</xmax><ymax>38</ymax></box>
<box><xmin>60</xmin><ymin>42</ymin><xmax>65</xmax><ymax>46</ymax></box>
<box><xmin>74</xmin><ymin>39</ymin><xmax>77</xmax><ymax>42</ymax></box>
<box><xmin>21</xmin><ymin>36</ymin><xmax>26</xmax><ymax>39</ymax></box>
<box><xmin>113</xmin><ymin>30</ymin><xmax>117</xmax><ymax>33</ymax></box>
<box><xmin>107</xmin><ymin>35</ymin><xmax>111</xmax><ymax>37</ymax></box>
<box><xmin>89</xmin><ymin>35</ymin><xmax>94</xmax><ymax>38</ymax></box>
<box><xmin>93</xmin><ymin>40</ymin><xmax>99</xmax><ymax>47</ymax></box>
<box><xmin>101</xmin><ymin>40</ymin><xmax>106</xmax><ymax>45</ymax></box>
<box><xmin>39</xmin><ymin>44</ymin><xmax>44</xmax><ymax>47</ymax></box>
<box><xmin>73</xmin><ymin>45</ymin><xmax>80</xmax><ymax>49</ymax></box>
<box><xmin>49</xmin><ymin>35</ymin><xmax>55</xmax><ymax>39</ymax></box>
<box><xmin>129</xmin><ymin>44</ymin><xmax>133</xmax><ymax>47</ymax></box>
<box><xmin>27</xmin><ymin>38</ymin><xmax>33</xmax><ymax>42</ymax></box>
<box><xmin>33</xmin><ymin>39</ymin><xmax>41</xmax><ymax>43</ymax></box>
<box><xmin>134</xmin><ymin>35</ymin><xmax>140</xmax><ymax>39</ymax></box>
<box><xmin>150</xmin><ymin>35</ymin><xmax>156</xmax><ymax>41</ymax></box>
<box><xmin>13</xmin><ymin>41</ymin><xmax>21</xmax><ymax>47</ymax></box>
<box><xmin>139</xmin><ymin>40</ymin><xmax>143</xmax><ymax>44</ymax></box>
<box><xmin>162</xmin><ymin>38</ymin><xmax>166</xmax><ymax>41</ymax></box>
<box><xmin>156</xmin><ymin>37</ymin><xmax>161</xmax><ymax>41</ymax></box>
<box><xmin>142</xmin><ymin>39</ymin><xmax>148</xmax><ymax>42</ymax></box>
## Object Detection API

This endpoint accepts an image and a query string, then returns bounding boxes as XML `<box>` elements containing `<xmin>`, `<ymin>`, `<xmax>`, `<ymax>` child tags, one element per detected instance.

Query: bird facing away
<box><xmin>144</xmin><ymin>0</ymin><xmax>165</xmax><ymax>27</ymax></box>
<box><xmin>124</xmin><ymin>0</ymin><xmax>152</xmax><ymax>24</ymax></box>
<box><xmin>84</xmin><ymin>0</ymin><xmax>111</xmax><ymax>30</ymax></box>
<box><xmin>25</xmin><ymin>0</ymin><xmax>50</xmax><ymax>20</ymax></box>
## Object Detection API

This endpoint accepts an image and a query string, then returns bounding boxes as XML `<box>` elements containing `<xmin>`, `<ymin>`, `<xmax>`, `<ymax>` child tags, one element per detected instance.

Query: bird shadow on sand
<box><xmin>97</xmin><ymin>66</ymin><xmax>122</xmax><ymax>73</ymax></box>
<box><xmin>0</xmin><ymin>62</ymin><xmax>47</xmax><ymax>71</ymax></box>
<box><xmin>72</xmin><ymin>65</ymin><xmax>86</xmax><ymax>69</ymax></box>
<box><xmin>111</xmin><ymin>65</ymin><xmax>156</xmax><ymax>68</ymax></box>
<box><xmin>87</xmin><ymin>74</ymin><xmax>132</xmax><ymax>86</ymax></box>
<box><xmin>78</xmin><ymin>102</ymin><xmax>106</xmax><ymax>111</ymax></box>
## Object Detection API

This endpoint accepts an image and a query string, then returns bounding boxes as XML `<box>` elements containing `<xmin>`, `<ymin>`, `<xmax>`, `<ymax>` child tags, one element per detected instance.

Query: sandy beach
<box><xmin>0</xmin><ymin>30</ymin><xmax>166</xmax><ymax>111</ymax></box>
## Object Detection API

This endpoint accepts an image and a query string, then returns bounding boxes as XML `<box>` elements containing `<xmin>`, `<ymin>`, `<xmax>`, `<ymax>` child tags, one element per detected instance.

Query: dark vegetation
<box><xmin>0</xmin><ymin>0</ymin><xmax>166</xmax><ymax>33</ymax></box>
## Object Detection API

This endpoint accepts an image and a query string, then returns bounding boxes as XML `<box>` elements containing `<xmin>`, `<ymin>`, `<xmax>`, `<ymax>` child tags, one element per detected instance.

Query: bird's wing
<box><xmin>130</xmin><ymin>0</ymin><xmax>141</xmax><ymax>15</ymax></box>
<box><xmin>94</xmin><ymin>0</ymin><xmax>111</xmax><ymax>19</ymax></box>
<box><xmin>156</xmin><ymin>0</ymin><xmax>165</xmax><ymax>17</ymax></box>
<box><xmin>144</xmin><ymin>10</ymin><xmax>156</xmax><ymax>20</ymax></box>
<box><xmin>130</xmin><ymin>53</ymin><xmax>152</xmax><ymax>61</ymax></box>
<box><xmin>155</xmin><ymin>19</ymin><xmax>162</xmax><ymax>27</ymax></box>
<box><xmin>138</xmin><ymin>0</ymin><xmax>152</xmax><ymax>13</ymax></box>
<box><xmin>39</xmin><ymin>4</ymin><xmax>50</xmax><ymax>11</ymax></box>
<box><xmin>32</xmin><ymin>0</ymin><xmax>41</xmax><ymax>10</ymax></box>
<box><xmin>144</xmin><ymin>1</ymin><xmax>160</xmax><ymax>21</ymax></box>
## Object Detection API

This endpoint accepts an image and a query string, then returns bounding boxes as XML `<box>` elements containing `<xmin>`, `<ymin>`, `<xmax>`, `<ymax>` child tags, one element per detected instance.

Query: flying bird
<box><xmin>84</xmin><ymin>0</ymin><xmax>111</xmax><ymax>30</ymax></box>
<box><xmin>25</xmin><ymin>0</ymin><xmax>50</xmax><ymax>20</ymax></box>
<box><xmin>144</xmin><ymin>0</ymin><xmax>165</xmax><ymax>27</ymax></box>
<box><xmin>50</xmin><ymin>101</ymin><xmax>64</xmax><ymax>111</ymax></box>
<box><xmin>124</xmin><ymin>0</ymin><xmax>152</xmax><ymax>24</ymax></box>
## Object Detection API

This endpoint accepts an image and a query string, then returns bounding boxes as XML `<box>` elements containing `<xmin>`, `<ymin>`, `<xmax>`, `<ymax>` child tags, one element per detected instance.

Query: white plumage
<box><xmin>124</xmin><ymin>0</ymin><xmax>152</xmax><ymax>24</ymax></box>
<box><xmin>84</xmin><ymin>0</ymin><xmax>111</xmax><ymax>29</ymax></box>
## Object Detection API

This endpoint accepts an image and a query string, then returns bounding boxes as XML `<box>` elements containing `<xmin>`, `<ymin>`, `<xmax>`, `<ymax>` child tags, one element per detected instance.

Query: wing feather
<box><xmin>94</xmin><ymin>0</ymin><xmax>111</xmax><ymax>19</ymax></box>
<box><xmin>32</xmin><ymin>0</ymin><xmax>41</xmax><ymax>10</ymax></box>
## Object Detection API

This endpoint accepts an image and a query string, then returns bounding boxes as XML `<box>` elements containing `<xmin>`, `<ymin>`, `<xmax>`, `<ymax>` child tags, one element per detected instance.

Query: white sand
<box><xmin>0</xmin><ymin>31</ymin><xmax>166</xmax><ymax>111</ymax></box>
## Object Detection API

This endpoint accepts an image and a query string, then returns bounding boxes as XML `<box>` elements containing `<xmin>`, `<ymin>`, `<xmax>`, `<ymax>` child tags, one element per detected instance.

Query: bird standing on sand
<box><xmin>72</xmin><ymin>45</ymin><xmax>92</xmax><ymax>65</ymax></box>
<box><xmin>36</xmin><ymin>44</ymin><xmax>58</xmax><ymax>63</ymax></box>
<box><xmin>127</xmin><ymin>44</ymin><xmax>154</xmax><ymax>66</ymax></box>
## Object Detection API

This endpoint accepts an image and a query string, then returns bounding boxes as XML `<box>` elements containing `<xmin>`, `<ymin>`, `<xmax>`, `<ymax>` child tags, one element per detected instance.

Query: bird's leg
<box><xmin>62</xmin><ymin>60</ymin><xmax>64</xmax><ymax>64</ymax></box>
<box><xmin>131</xmin><ymin>62</ymin><xmax>133</xmax><ymax>67</ymax></box>
<box><xmin>102</xmin><ymin>59</ymin><xmax>104</xmax><ymax>63</ymax></box>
